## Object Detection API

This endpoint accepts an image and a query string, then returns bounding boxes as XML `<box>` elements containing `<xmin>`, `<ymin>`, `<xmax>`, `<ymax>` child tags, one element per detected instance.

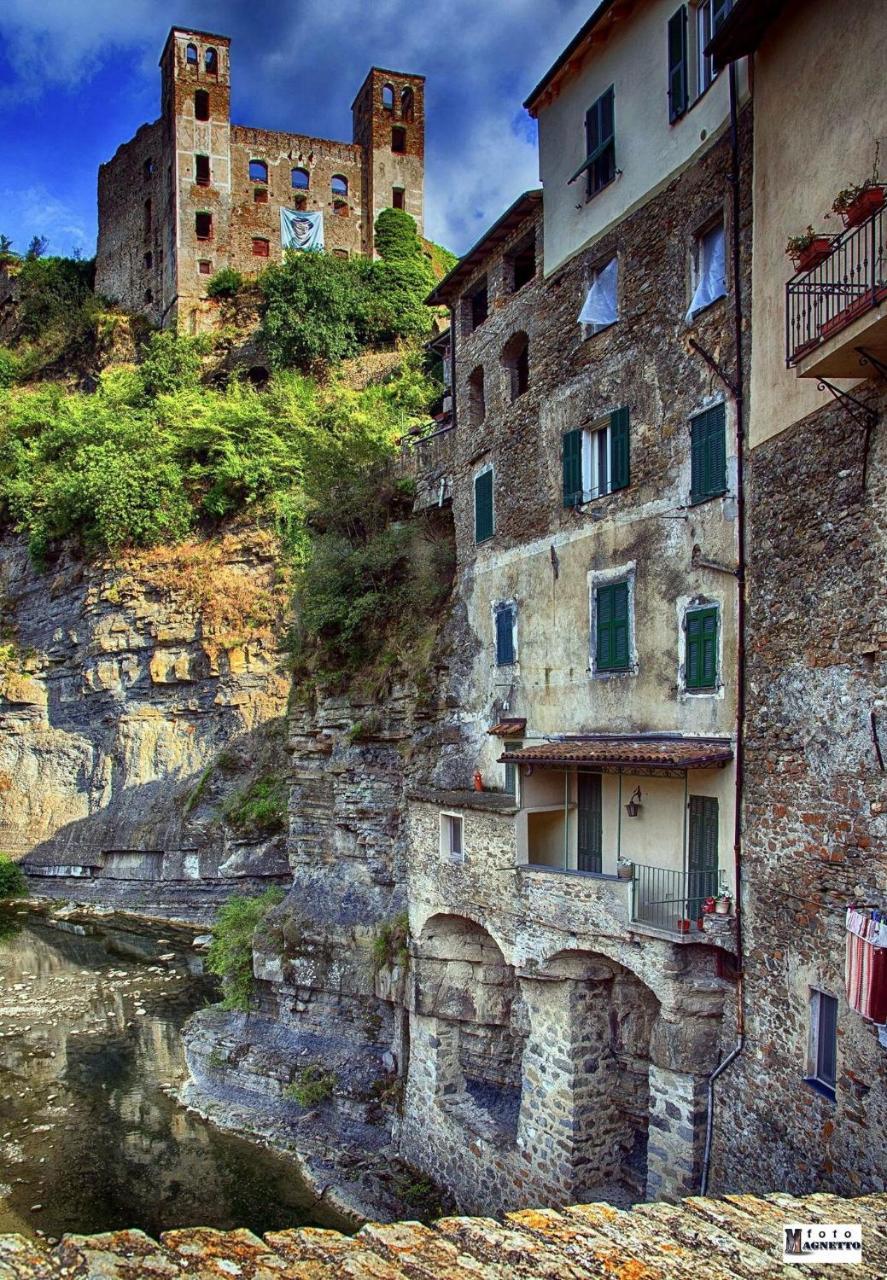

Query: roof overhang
<box><xmin>523</xmin><ymin>0</ymin><xmax>621</xmax><ymax>115</ymax></box>
<box><xmin>488</xmin><ymin>718</ymin><xmax>528</xmax><ymax>737</ymax></box>
<box><xmin>425</xmin><ymin>190</ymin><xmax>542</xmax><ymax>308</ymax></box>
<box><xmin>498</xmin><ymin>735</ymin><xmax>734</xmax><ymax>771</ymax></box>
<box><xmin>706</xmin><ymin>0</ymin><xmax>787</xmax><ymax>71</ymax></box>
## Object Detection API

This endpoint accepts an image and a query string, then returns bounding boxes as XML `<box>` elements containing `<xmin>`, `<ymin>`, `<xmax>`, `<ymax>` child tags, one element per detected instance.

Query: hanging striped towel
<box><xmin>845</xmin><ymin>908</ymin><xmax>887</xmax><ymax>1023</ymax></box>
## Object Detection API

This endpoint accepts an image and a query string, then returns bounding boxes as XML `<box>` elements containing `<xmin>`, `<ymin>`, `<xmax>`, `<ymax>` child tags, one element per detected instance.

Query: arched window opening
<box><xmin>468</xmin><ymin>366</ymin><xmax>486</xmax><ymax>428</ymax></box>
<box><xmin>502</xmin><ymin>331</ymin><xmax>529</xmax><ymax>402</ymax></box>
<box><xmin>195</xmin><ymin>90</ymin><xmax>210</xmax><ymax>122</ymax></box>
<box><xmin>186</xmin><ymin>44</ymin><xmax>198</xmax><ymax>66</ymax></box>
<box><xmin>391</xmin><ymin>126</ymin><xmax>406</xmax><ymax>154</ymax></box>
<box><xmin>381</xmin><ymin>83</ymin><xmax>395</xmax><ymax>110</ymax></box>
<box><xmin>401</xmin><ymin>87</ymin><xmax>415</xmax><ymax>122</ymax></box>
<box><xmin>291</xmin><ymin>167</ymin><xmax>309</xmax><ymax>190</ymax></box>
<box><xmin>249</xmin><ymin>159</ymin><xmax>268</xmax><ymax>184</ymax></box>
<box><xmin>331</xmin><ymin>174</ymin><xmax>348</xmax><ymax>197</ymax></box>
<box><xmin>205</xmin><ymin>47</ymin><xmax>218</xmax><ymax>74</ymax></box>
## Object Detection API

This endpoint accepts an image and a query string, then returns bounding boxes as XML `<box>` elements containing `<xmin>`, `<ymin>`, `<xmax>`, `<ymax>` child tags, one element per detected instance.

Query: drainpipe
<box><xmin>700</xmin><ymin>58</ymin><xmax>747</xmax><ymax>1196</ymax></box>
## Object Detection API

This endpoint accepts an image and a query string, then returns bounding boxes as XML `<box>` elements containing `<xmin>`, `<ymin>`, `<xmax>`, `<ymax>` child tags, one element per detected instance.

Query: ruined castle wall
<box><xmin>96</xmin><ymin>120</ymin><xmax>170</xmax><ymax>324</ymax></box>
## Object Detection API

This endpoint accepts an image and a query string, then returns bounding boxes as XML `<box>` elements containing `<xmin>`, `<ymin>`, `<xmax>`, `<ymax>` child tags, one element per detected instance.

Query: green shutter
<box><xmin>668</xmin><ymin>7</ymin><xmax>688</xmax><ymax>123</ymax></box>
<box><xmin>687</xmin><ymin>794</ymin><xmax>719</xmax><ymax>916</ymax></box>
<box><xmin>596</xmin><ymin>581</ymin><xmax>630</xmax><ymax>671</ymax></box>
<box><xmin>563</xmin><ymin>429</ymin><xmax>583</xmax><ymax>507</ymax></box>
<box><xmin>686</xmin><ymin>606</ymin><xmax>718</xmax><ymax>689</ymax></box>
<box><xmin>474</xmin><ymin>469</ymin><xmax>494</xmax><ymax>542</ymax></box>
<box><xmin>690</xmin><ymin>404</ymin><xmax>727</xmax><ymax>503</ymax></box>
<box><xmin>495</xmin><ymin>605</ymin><xmax>515</xmax><ymax>665</ymax></box>
<box><xmin>712</xmin><ymin>0</ymin><xmax>732</xmax><ymax>34</ymax></box>
<box><xmin>609</xmin><ymin>405</ymin><xmax>630</xmax><ymax>492</ymax></box>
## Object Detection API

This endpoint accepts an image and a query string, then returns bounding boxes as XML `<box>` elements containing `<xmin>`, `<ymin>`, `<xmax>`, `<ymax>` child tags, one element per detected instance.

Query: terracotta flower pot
<box><xmin>841</xmin><ymin>186</ymin><xmax>885</xmax><ymax>229</ymax></box>
<box><xmin>715</xmin><ymin>896</ymin><xmax>732</xmax><ymax>916</ymax></box>
<box><xmin>795</xmin><ymin>237</ymin><xmax>834</xmax><ymax>272</ymax></box>
<box><xmin>677</xmin><ymin>918</ymin><xmax>691</xmax><ymax>934</ymax></box>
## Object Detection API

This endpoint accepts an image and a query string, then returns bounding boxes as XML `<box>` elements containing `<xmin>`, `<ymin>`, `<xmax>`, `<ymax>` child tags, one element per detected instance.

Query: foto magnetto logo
<box><xmin>782</xmin><ymin>1224</ymin><xmax>862</xmax><ymax>1264</ymax></box>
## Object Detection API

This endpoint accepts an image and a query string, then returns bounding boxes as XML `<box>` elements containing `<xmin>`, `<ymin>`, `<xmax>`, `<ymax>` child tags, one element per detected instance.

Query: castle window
<box><xmin>143</xmin><ymin>158</ymin><xmax>155</xmax><ymax>181</ymax></box>
<box><xmin>186</xmin><ymin>43</ymin><xmax>198</xmax><ymax>66</ymax></box>
<box><xmin>143</xmin><ymin>198</ymin><xmax>152</xmax><ymax>241</ymax></box>
<box><xmin>254</xmin><ymin>187</ymin><xmax>269</xmax><ymax>203</ymax></box>
<box><xmin>205</xmin><ymin>47</ymin><xmax>218</xmax><ymax>75</ymax></box>
<box><xmin>502</xmin><ymin>331</ymin><xmax>529</xmax><ymax>402</ymax></box>
<box><xmin>195</xmin><ymin>154</ymin><xmax>210</xmax><ymax>186</ymax></box>
<box><xmin>382</xmin><ymin>83</ymin><xmax>395</xmax><ymax>111</ymax></box>
<box><xmin>332</xmin><ymin>249</ymin><xmax>349</xmax><ymax>259</ymax></box>
<box><xmin>507</xmin><ymin>232</ymin><xmax>536</xmax><ymax>292</ymax></box>
<box><xmin>291</xmin><ymin>167</ymin><xmax>310</xmax><ymax>190</ymax></box>
<box><xmin>401</xmin><ymin>87</ymin><xmax>415</xmax><ymax>122</ymax></box>
<box><xmin>195</xmin><ymin>212</ymin><xmax>213</xmax><ymax>240</ymax></box>
<box><xmin>144</xmin><ymin>251</ymin><xmax>153</xmax><ymax>270</ymax></box>
<box><xmin>464</xmin><ymin>278</ymin><xmax>488</xmax><ymax>333</ymax></box>
<box><xmin>391</xmin><ymin>126</ymin><xmax>406</xmax><ymax>154</ymax></box>
<box><xmin>331</xmin><ymin>175</ymin><xmax>348</xmax><ymax>197</ymax></box>
<box><xmin>144</xmin><ymin>288</ymin><xmax>153</xmax><ymax>304</ymax></box>
<box><xmin>249</xmin><ymin>159</ymin><xmax>268</xmax><ymax>184</ymax></box>
<box><xmin>392</xmin><ymin>187</ymin><xmax>405</xmax><ymax>209</ymax></box>
<box><xmin>333</xmin><ymin>200</ymin><xmax>349</xmax><ymax>218</ymax></box>
<box><xmin>294</xmin><ymin>194</ymin><xmax>308</xmax><ymax>211</ymax></box>
<box><xmin>252</xmin><ymin>237</ymin><xmax>270</xmax><ymax>257</ymax></box>
<box><xmin>468</xmin><ymin>366</ymin><xmax>485</xmax><ymax>427</ymax></box>
<box><xmin>195</xmin><ymin>90</ymin><xmax>210</xmax><ymax>121</ymax></box>
<box><xmin>198</xmin><ymin>260</ymin><xmax>212</xmax><ymax>274</ymax></box>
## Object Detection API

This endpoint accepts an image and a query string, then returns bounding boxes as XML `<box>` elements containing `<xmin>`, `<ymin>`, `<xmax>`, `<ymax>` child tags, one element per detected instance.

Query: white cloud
<box><xmin>0</xmin><ymin>185</ymin><xmax>89</xmax><ymax>256</ymax></box>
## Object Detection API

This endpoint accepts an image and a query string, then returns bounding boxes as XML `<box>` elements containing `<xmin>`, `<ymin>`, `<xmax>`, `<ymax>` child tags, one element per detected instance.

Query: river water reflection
<box><xmin>0</xmin><ymin>909</ymin><xmax>349</xmax><ymax>1241</ymax></box>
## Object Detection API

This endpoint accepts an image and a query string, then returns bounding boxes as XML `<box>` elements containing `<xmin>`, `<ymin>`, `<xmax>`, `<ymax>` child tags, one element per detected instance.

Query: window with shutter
<box><xmin>685</xmin><ymin>606</ymin><xmax>718</xmax><ymax>689</ymax></box>
<box><xmin>495</xmin><ymin>604</ymin><xmax>516</xmax><ymax>666</ymax></box>
<box><xmin>563</xmin><ymin>407</ymin><xmax>629</xmax><ymax>507</ymax></box>
<box><xmin>595</xmin><ymin>581</ymin><xmax>630</xmax><ymax>672</ymax></box>
<box><xmin>668</xmin><ymin>7</ymin><xmax>689</xmax><ymax>122</ymax></box>
<box><xmin>807</xmin><ymin>989</ymin><xmax>837</xmax><ymax>1097</ymax></box>
<box><xmin>689</xmin><ymin>403</ymin><xmax>726</xmax><ymax>504</ymax></box>
<box><xmin>687</xmin><ymin>794</ymin><xmax>719</xmax><ymax>916</ymax></box>
<box><xmin>584</xmin><ymin>86</ymin><xmax>616</xmax><ymax>198</ymax></box>
<box><xmin>474</xmin><ymin>469</ymin><xmax>494</xmax><ymax>543</ymax></box>
<box><xmin>562</xmin><ymin>429</ymin><xmax>583</xmax><ymax>507</ymax></box>
<box><xmin>503</xmin><ymin>740</ymin><xmax>522</xmax><ymax>797</ymax></box>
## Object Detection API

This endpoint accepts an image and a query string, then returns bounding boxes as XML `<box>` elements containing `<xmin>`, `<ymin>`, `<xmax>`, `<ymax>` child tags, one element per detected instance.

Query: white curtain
<box><xmin>686</xmin><ymin>223</ymin><xmax>726</xmax><ymax>321</ymax></box>
<box><xmin>578</xmin><ymin>256</ymin><xmax>618</xmax><ymax>327</ymax></box>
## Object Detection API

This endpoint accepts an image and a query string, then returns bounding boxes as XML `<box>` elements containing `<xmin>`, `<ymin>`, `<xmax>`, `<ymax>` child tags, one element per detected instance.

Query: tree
<box><xmin>374</xmin><ymin>207</ymin><xmax>424</xmax><ymax>262</ymax></box>
<box><xmin>0</xmin><ymin>235</ymin><xmax>13</xmax><ymax>256</ymax></box>
<box><xmin>26</xmin><ymin>236</ymin><xmax>49</xmax><ymax>260</ymax></box>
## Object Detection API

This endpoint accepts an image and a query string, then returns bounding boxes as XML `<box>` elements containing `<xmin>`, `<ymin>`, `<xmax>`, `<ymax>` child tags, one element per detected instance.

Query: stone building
<box><xmin>95</xmin><ymin>27</ymin><xmax>425</xmax><ymax>329</ymax></box>
<box><xmin>706</xmin><ymin>0</ymin><xmax>887</xmax><ymax>1197</ymax></box>
<box><xmin>396</xmin><ymin>0</ymin><xmax>753</xmax><ymax>1214</ymax></box>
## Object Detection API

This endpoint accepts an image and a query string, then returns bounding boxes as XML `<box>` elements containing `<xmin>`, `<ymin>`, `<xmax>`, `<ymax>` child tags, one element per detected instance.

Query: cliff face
<box><xmin>0</xmin><ymin>528</ymin><xmax>292</xmax><ymax>918</ymax></box>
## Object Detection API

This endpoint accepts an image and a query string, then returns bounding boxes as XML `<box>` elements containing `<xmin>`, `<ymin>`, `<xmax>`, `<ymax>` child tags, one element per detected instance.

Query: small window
<box><xmin>465</xmin><ymin>279</ymin><xmax>488</xmax><ymax>332</ymax></box>
<box><xmin>249</xmin><ymin>159</ymin><xmax>268</xmax><ymax>184</ymax></box>
<box><xmin>144</xmin><ymin>288</ymin><xmax>153</xmax><ymax>304</ymax></box>
<box><xmin>694</xmin><ymin>0</ymin><xmax>729</xmax><ymax>97</ymax></box>
<box><xmin>440</xmin><ymin>813</ymin><xmax>464</xmax><ymax>863</ymax></box>
<box><xmin>562</xmin><ymin>407</ymin><xmax>629</xmax><ymax>507</ymax></box>
<box><xmin>392</xmin><ymin>186</ymin><xmax>405</xmax><ymax>210</ymax></box>
<box><xmin>291</xmin><ymin>167</ymin><xmax>310</xmax><ymax>190</ymax></box>
<box><xmin>685</xmin><ymin>605</ymin><xmax>718</xmax><ymax>690</ymax></box>
<box><xmin>401</xmin><ymin>87</ymin><xmax>415</xmax><ymax>122</ymax></box>
<box><xmin>195</xmin><ymin>211</ymin><xmax>213</xmax><ymax>240</ymax></box>
<box><xmin>584</xmin><ymin>85</ymin><xmax>615</xmax><ymax>198</ymax></box>
<box><xmin>294</xmin><ymin>194</ymin><xmax>308</xmax><ymax>211</ymax></box>
<box><xmin>195</xmin><ymin>154</ymin><xmax>210</xmax><ymax>186</ymax></box>
<box><xmin>468</xmin><ymin>366</ymin><xmax>485</xmax><ymax>428</ymax></box>
<box><xmin>143</xmin><ymin>158</ymin><xmax>155</xmax><ymax>181</ymax></box>
<box><xmin>474</xmin><ymin>468</ymin><xmax>494</xmax><ymax>544</ymax></box>
<box><xmin>254</xmin><ymin>187</ymin><xmax>269</xmax><ymax>203</ymax></box>
<box><xmin>504</xmin><ymin>740</ymin><xmax>522</xmax><ymax>798</ymax></box>
<box><xmin>595</xmin><ymin>580</ymin><xmax>631</xmax><ymax>673</ymax></box>
<box><xmin>195</xmin><ymin>90</ymin><xmax>210</xmax><ymax>121</ymax></box>
<box><xmin>186</xmin><ymin>43</ymin><xmax>198</xmax><ymax>66</ymax></box>
<box><xmin>205</xmin><ymin>47</ymin><xmax>218</xmax><ymax>75</ymax></box>
<box><xmin>252</xmin><ymin>237</ymin><xmax>270</xmax><ymax>257</ymax></box>
<box><xmin>198</xmin><ymin>259</ymin><xmax>212</xmax><ymax>274</ymax></box>
<box><xmin>391</xmin><ymin>126</ymin><xmax>406</xmax><ymax>154</ymax></box>
<box><xmin>502</xmin><ymin>332</ymin><xmax>529</xmax><ymax>402</ymax></box>
<box><xmin>807</xmin><ymin>989</ymin><xmax>838</xmax><ymax>1099</ymax></box>
<box><xmin>509</xmin><ymin>234</ymin><xmax>536</xmax><ymax>292</ymax></box>
<box><xmin>143</xmin><ymin>198</ymin><xmax>152</xmax><ymax>241</ymax></box>
<box><xmin>333</xmin><ymin>200</ymin><xmax>349</xmax><ymax>217</ymax></box>
<box><xmin>687</xmin><ymin>220</ymin><xmax>726</xmax><ymax>320</ymax></box>
<box><xmin>332</xmin><ymin>248</ymin><xmax>350</xmax><ymax>259</ymax></box>
<box><xmin>382</xmin><ymin>83</ymin><xmax>395</xmax><ymax>111</ymax></box>
<box><xmin>689</xmin><ymin>403</ymin><xmax>727</xmax><ymax>504</ymax></box>
<box><xmin>578</xmin><ymin>256</ymin><xmax>618</xmax><ymax>334</ymax></box>
<box><xmin>144</xmin><ymin>251</ymin><xmax>153</xmax><ymax>270</ymax></box>
<box><xmin>331</xmin><ymin>175</ymin><xmax>348</xmax><ymax>197</ymax></box>
<box><xmin>494</xmin><ymin>603</ymin><xmax>516</xmax><ymax>667</ymax></box>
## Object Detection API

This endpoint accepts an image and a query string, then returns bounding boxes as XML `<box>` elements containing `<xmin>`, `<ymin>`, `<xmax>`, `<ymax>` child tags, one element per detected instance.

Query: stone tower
<box><xmin>352</xmin><ymin>68</ymin><xmax>426</xmax><ymax>254</ymax></box>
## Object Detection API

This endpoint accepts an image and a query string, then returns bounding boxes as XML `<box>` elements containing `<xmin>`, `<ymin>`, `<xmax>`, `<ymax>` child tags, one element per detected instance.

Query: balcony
<box><xmin>630</xmin><ymin>863</ymin><xmax>733</xmax><ymax>948</ymax></box>
<box><xmin>786</xmin><ymin>201</ymin><xmax>887</xmax><ymax>375</ymax></box>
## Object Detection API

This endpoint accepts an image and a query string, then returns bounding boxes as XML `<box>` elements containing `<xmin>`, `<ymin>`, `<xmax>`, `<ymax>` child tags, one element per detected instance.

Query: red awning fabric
<box><xmin>488</xmin><ymin>719</ymin><xmax>527</xmax><ymax>737</ymax></box>
<box><xmin>497</xmin><ymin>737</ymin><xmax>733</xmax><ymax>770</ymax></box>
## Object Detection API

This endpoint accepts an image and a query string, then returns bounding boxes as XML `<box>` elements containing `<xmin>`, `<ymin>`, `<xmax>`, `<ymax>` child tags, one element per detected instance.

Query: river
<box><xmin>0</xmin><ymin>907</ymin><xmax>350</xmax><ymax>1242</ymax></box>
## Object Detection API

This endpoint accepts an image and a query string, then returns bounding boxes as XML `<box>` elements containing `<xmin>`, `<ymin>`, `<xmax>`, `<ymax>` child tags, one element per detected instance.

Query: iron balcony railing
<box><xmin>786</xmin><ymin>201</ymin><xmax>886</xmax><ymax>367</ymax></box>
<box><xmin>631</xmin><ymin>863</ymin><xmax>721</xmax><ymax>935</ymax></box>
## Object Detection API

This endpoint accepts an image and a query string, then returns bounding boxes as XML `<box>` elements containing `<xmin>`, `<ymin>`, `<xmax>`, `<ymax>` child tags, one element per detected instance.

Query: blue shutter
<box><xmin>609</xmin><ymin>406</ymin><xmax>630</xmax><ymax>492</ymax></box>
<box><xmin>474</xmin><ymin>469</ymin><xmax>494</xmax><ymax>542</ymax></box>
<box><xmin>563</xmin><ymin>429</ymin><xmax>583</xmax><ymax>507</ymax></box>
<box><xmin>495</xmin><ymin>605</ymin><xmax>515</xmax><ymax>666</ymax></box>
<box><xmin>712</xmin><ymin>0</ymin><xmax>732</xmax><ymax>34</ymax></box>
<box><xmin>668</xmin><ymin>7</ymin><xmax>689</xmax><ymax>123</ymax></box>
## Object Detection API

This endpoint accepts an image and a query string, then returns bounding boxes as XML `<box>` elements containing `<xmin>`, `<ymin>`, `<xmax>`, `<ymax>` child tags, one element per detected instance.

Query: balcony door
<box><xmin>577</xmin><ymin>772</ymin><xmax>602</xmax><ymax>873</ymax></box>
<box><xmin>687</xmin><ymin>794</ymin><xmax>719</xmax><ymax>917</ymax></box>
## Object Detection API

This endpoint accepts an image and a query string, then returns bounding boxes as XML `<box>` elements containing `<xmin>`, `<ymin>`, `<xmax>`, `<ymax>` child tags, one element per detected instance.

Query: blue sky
<box><xmin>0</xmin><ymin>0</ymin><xmax>592</xmax><ymax>259</ymax></box>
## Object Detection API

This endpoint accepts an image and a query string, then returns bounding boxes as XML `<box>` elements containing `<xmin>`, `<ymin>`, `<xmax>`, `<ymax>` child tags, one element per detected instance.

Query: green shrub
<box><xmin>221</xmin><ymin>772</ymin><xmax>287</xmax><ymax>837</ymax></box>
<box><xmin>206</xmin><ymin>267</ymin><xmax>244</xmax><ymax>300</ymax></box>
<box><xmin>372</xmin><ymin>913</ymin><xmax>410</xmax><ymax>971</ymax></box>
<box><xmin>0</xmin><ymin>854</ymin><xmax>27</xmax><ymax>900</ymax></box>
<box><xmin>206</xmin><ymin>888</ymin><xmax>285</xmax><ymax>1010</ymax></box>
<box><xmin>284</xmin><ymin>1063</ymin><xmax>337</xmax><ymax>1107</ymax></box>
<box><xmin>138</xmin><ymin>330</ymin><xmax>203</xmax><ymax>398</ymax></box>
<box><xmin>0</xmin><ymin>349</ymin><xmax>17</xmax><ymax>389</ymax></box>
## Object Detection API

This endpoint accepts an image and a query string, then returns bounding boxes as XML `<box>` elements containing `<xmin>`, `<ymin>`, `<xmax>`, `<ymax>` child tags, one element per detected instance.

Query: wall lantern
<box><xmin>625</xmin><ymin>786</ymin><xmax>642</xmax><ymax>818</ymax></box>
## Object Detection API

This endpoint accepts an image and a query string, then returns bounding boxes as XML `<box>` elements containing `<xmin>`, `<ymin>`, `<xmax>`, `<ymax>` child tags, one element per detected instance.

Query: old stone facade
<box><xmin>96</xmin><ymin>27</ymin><xmax>425</xmax><ymax>329</ymax></box>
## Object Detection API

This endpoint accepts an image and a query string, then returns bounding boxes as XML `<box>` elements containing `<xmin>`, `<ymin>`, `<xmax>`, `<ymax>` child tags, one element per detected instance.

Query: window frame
<box><xmin>474</xmin><ymin>465</ymin><xmax>495</xmax><ymax>545</ymax></box>
<box><xmin>689</xmin><ymin>401</ymin><xmax>727</xmax><ymax>505</ymax></box>
<box><xmin>584</xmin><ymin>85</ymin><xmax>616</xmax><ymax>200</ymax></box>
<box><xmin>684</xmin><ymin>603</ymin><xmax>720</xmax><ymax>692</ymax></box>
<box><xmin>195</xmin><ymin>211</ymin><xmax>213</xmax><ymax>241</ymax></box>
<box><xmin>580</xmin><ymin>256</ymin><xmax>619</xmax><ymax>338</ymax></box>
<box><xmin>806</xmin><ymin>988</ymin><xmax>838</xmax><ymax>1100</ymax></box>
<box><xmin>503</xmin><ymin>740</ymin><xmax>522</xmax><ymax>800</ymax></box>
<box><xmin>687</xmin><ymin>217</ymin><xmax>727</xmax><ymax>320</ymax></box>
<box><xmin>195</xmin><ymin>154</ymin><xmax>211</xmax><ymax>186</ymax></box>
<box><xmin>440</xmin><ymin>812</ymin><xmax>465</xmax><ymax>863</ymax></box>
<box><xmin>186</xmin><ymin>43</ymin><xmax>198</xmax><ymax>66</ymax></box>
<box><xmin>291</xmin><ymin>167</ymin><xmax>310</xmax><ymax>190</ymax></box>
<box><xmin>593</xmin><ymin>578</ymin><xmax>632</xmax><ymax>675</ymax></box>
<box><xmin>249</xmin><ymin>158</ymin><xmax>269</xmax><ymax>185</ymax></box>
<box><xmin>562</xmin><ymin>407</ymin><xmax>630</xmax><ymax>508</ymax></box>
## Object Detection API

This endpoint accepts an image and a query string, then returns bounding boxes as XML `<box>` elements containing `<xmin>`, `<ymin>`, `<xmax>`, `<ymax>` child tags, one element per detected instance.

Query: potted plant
<box><xmin>616</xmin><ymin>858</ymin><xmax>633</xmax><ymax>880</ymax></box>
<box><xmin>702</xmin><ymin>895</ymin><xmax>717</xmax><ymax>915</ymax></box>
<box><xmin>677</xmin><ymin>917</ymin><xmax>691</xmax><ymax>934</ymax></box>
<box><xmin>786</xmin><ymin>227</ymin><xmax>834</xmax><ymax>272</ymax></box>
<box><xmin>715</xmin><ymin>893</ymin><xmax>732</xmax><ymax>916</ymax></box>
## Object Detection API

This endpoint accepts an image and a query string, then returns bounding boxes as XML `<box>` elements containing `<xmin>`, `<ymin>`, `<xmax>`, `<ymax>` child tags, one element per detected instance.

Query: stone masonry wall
<box><xmin>711</xmin><ymin>385</ymin><xmax>887</xmax><ymax>1196</ymax></box>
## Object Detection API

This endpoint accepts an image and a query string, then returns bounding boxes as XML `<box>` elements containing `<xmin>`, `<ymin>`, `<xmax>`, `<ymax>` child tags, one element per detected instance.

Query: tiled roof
<box><xmin>488</xmin><ymin>718</ymin><xmax>527</xmax><ymax>737</ymax></box>
<box><xmin>2</xmin><ymin>1193</ymin><xmax>884</xmax><ymax>1277</ymax></box>
<box><xmin>499</xmin><ymin>736</ymin><xmax>734</xmax><ymax>769</ymax></box>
